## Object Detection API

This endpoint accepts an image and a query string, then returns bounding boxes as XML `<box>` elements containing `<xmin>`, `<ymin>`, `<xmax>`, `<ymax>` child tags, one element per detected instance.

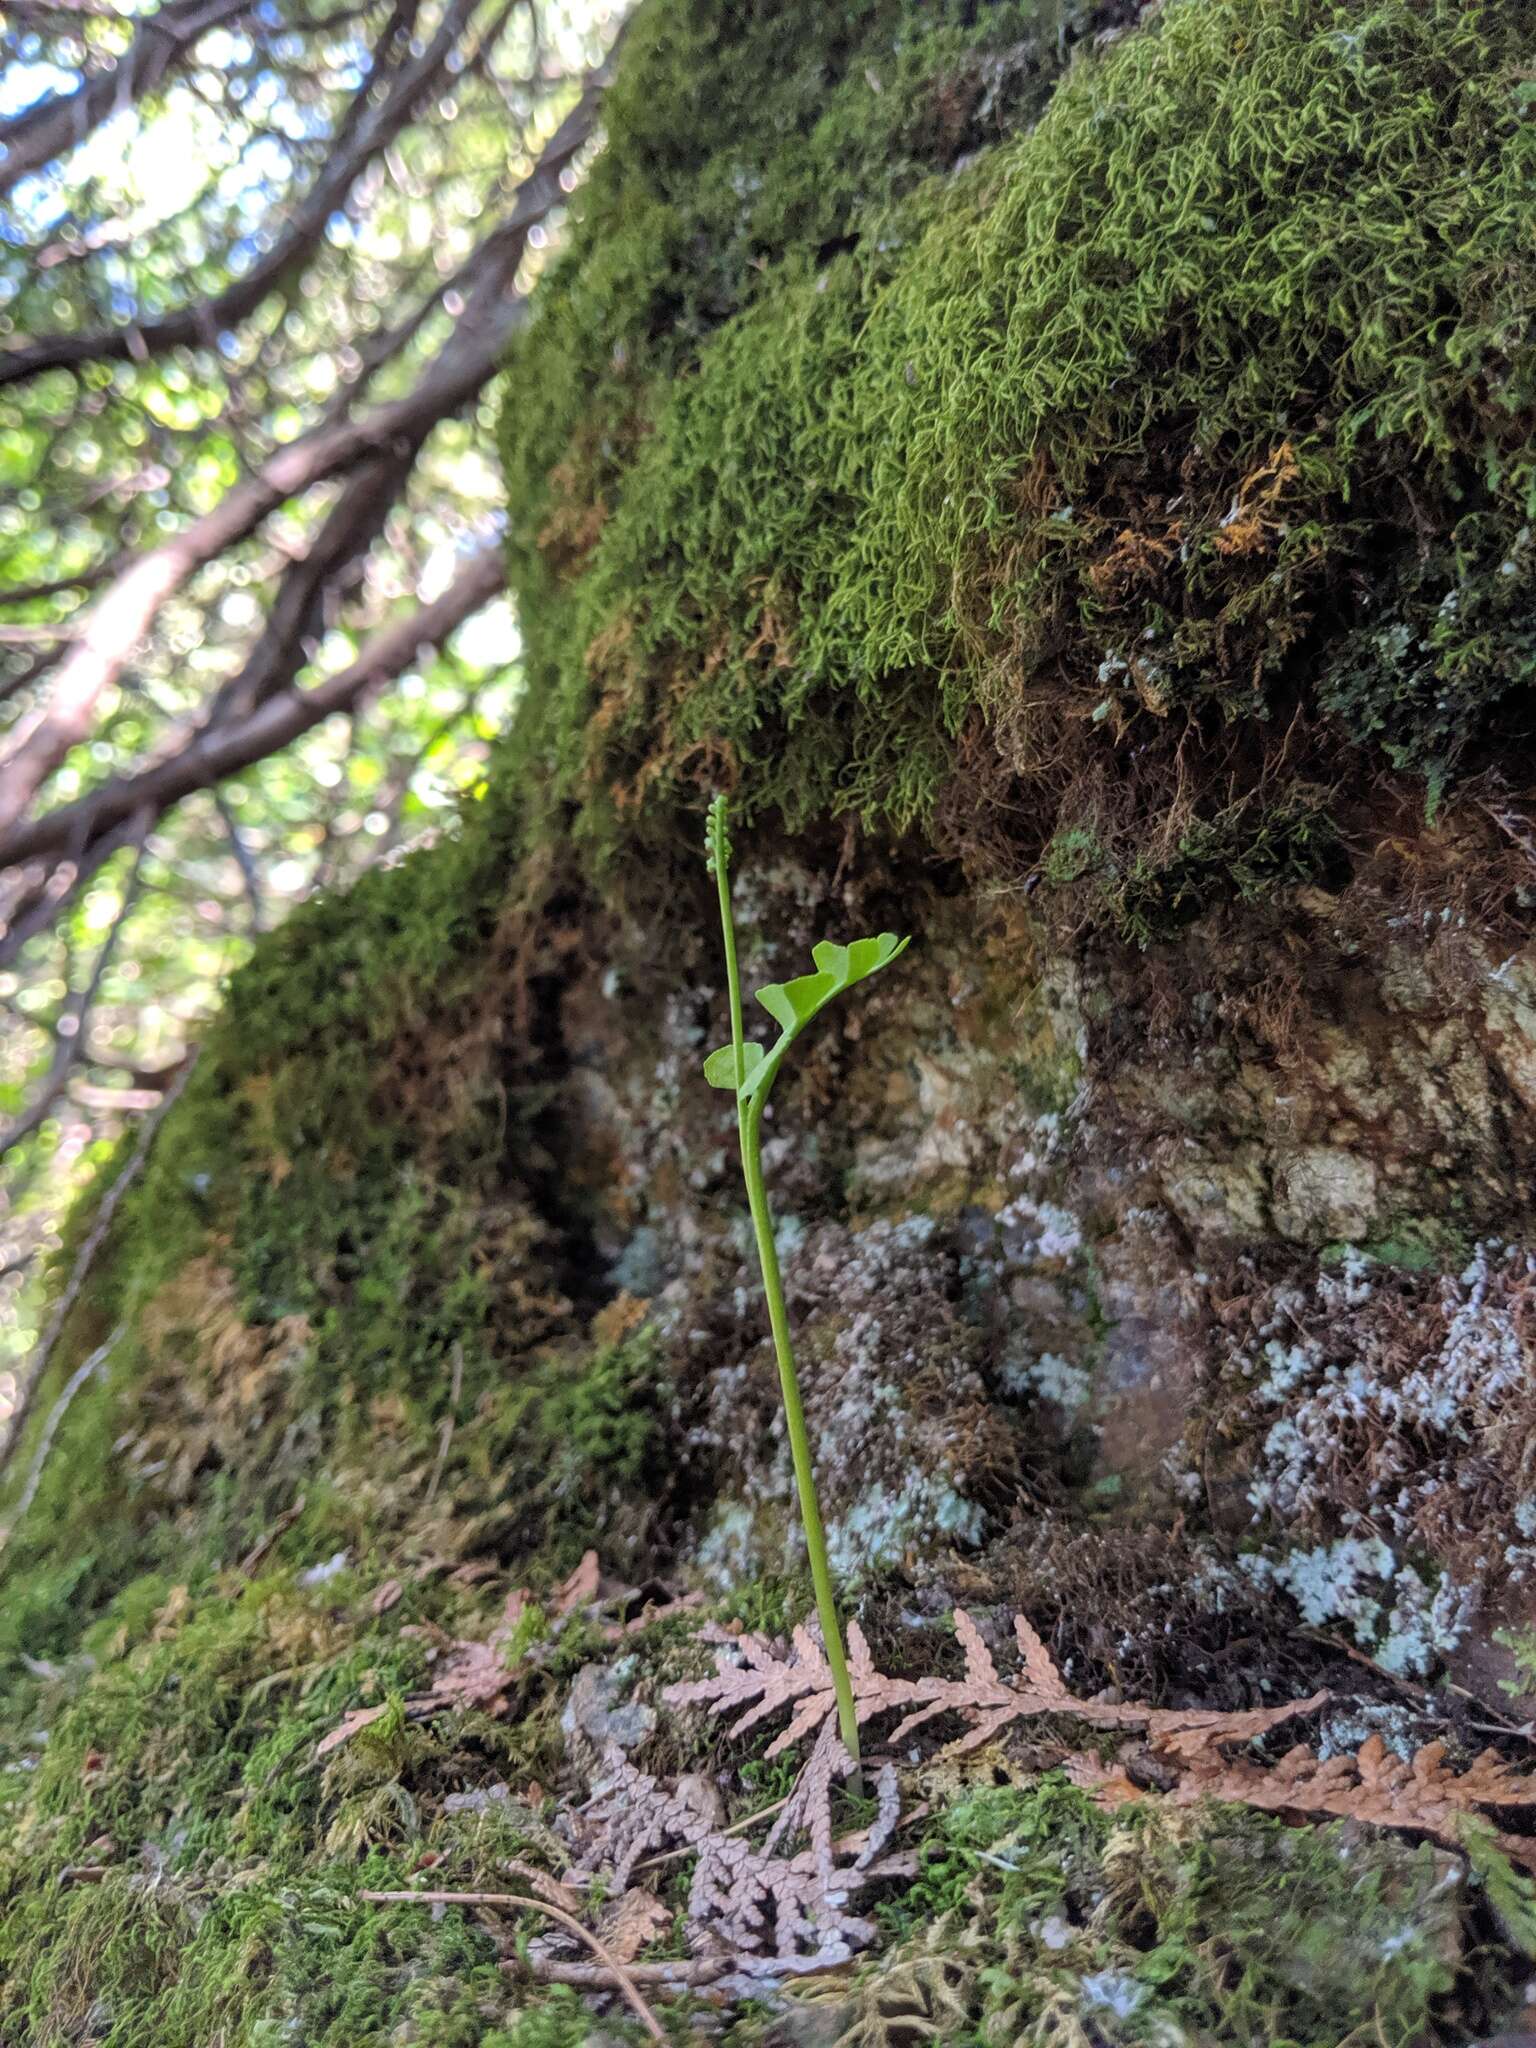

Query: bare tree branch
<box><xmin>0</xmin><ymin>560</ymin><xmax>122</xmax><ymax>606</ymax></box>
<box><xmin>0</xmin><ymin>1325</ymin><xmax>122</xmax><ymax>1552</ymax></box>
<box><xmin>1</xmin><ymin>546</ymin><xmax>503</xmax><ymax>912</ymax></box>
<box><xmin>205</xmin><ymin>447</ymin><xmax>420</xmax><ymax>727</ymax></box>
<box><xmin>6</xmin><ymin>0</ymin><xmax>139</xmax><ymax>20</ymax></box>
<box><xmin>213</xmin><ymin>787</ymin><xmax>265</xmax><ymax>931</ymax></box>
<box><xmin>0</xmin><ymin>62</ymin><xmax>601</xmax><ymax>843</ymax></box>
<box><xmin>0</xmin><ymin>1245</ymin><xmax>44</xmax><ymax>1287</ymax></box>
<box><xmin>0</xmin><ymin>1056</ymin><xmax>196</xmax><ymax>1480</ymax></box>
<box><xmin>0</xmin><ymin>0</ymin><xmax>258</xmax><ymax>196</ymax></box>
<box><xmin>0</xmin><ymin>624</ymin><xmax>77</xmax><ymax>645</ymax></box>
<box><xmin>0</xmin><ymin>648</ymin><xmax>68</xmax><ymax>712</ymax></box>
<box><xmin>0</xmin><ymin>3</ymin><xmax>605</xmax><ymax>1348</ymax></box>
<box><xmin>0</xmin><ymin>821</ymin><xmax>150</xmax><ymax>1161</ymax></box>
<box><xmin>0</xmin><ymin>813</ymin><xmax>144</xmax><ymax>970</ymax></box>
<box><xmin>0</xmin><ymin>0</ymin><xmax>493</xmax><ymax>387</ymax></box>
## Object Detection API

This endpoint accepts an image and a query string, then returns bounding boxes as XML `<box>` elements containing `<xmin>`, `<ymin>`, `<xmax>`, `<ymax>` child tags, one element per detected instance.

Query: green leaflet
<box><xmin>759</xmin><ymin>935</ymin><xmax>908</xmax><ymax>1029</ymax></box>
<box><xmin>703</xmin><ymin>932</ymin><xmax>908</xmax><ymax>1101</ymax></box>
<box><xmin>702</xmin><ymin>1041</ymin><xmax>764</xmax><ymax>1090</ymax></box>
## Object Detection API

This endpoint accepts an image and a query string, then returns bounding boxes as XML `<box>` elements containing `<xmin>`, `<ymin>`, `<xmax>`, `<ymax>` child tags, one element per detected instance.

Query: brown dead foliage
<box><xmin>595</xmin><ymin>1886</ymin><xmax>672</xmax><ymax>1964</ymax></box>
<box><xmin>538</xmin><ymin>457</ymin><xmax>612</xmax><ymax>577</ymax></box>
<box><xmin>667</xmin><ymin>1607</ymin><xmax>1326</xmax><ymax>1761</ymax></box>
<box><xmin>1173</xmin><ymin>1735</ymin><xmax>1536</xmax><ymax>1871</ymax></box>
<box><xmin>126</xmin><ymin>1254</ymin><xmax>311</xmax><ymax>1500</ymax></box>
<box><xmin>673</xmin><ymin>1608</ymin><xmax>1536</xmax><ymax>1871</ymax></box>
<box><xmin>568</xmin><ymin>1723</ymin><xmax>913</xmax><ymax>1972</ymax></box>
<box><xmin>320</xmin><ymin>1552</ymin><xmax>699</xmax><ymax>1757</ymax></box>
<box><xmin>316</xmin><ymin>1585</ymin><xmax>538</xmax><ymax>1759</ymax></box>
<box><xmin>1073</xmin><ymin>1734</ymin><xmax>1536</xmax><ymax>1873</ymax></box>
<box><xmin>1089</xmin><ymin>519</ymin><xmax>1182</xmax><ymax>605</ymax></box>
<box><xmin>1209</xmin><ymin>441</ymin><xmax>1300</xmax><ymax>558</ymax></box>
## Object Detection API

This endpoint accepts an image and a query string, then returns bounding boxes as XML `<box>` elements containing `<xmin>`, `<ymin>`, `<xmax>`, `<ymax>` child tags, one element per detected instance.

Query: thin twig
<box><xmin>0</xmin><ymin>623</ymin><xmax>77</xmax><ymax>644</ymax></box>
<box><xmin>213</xmin><ymin>787</ymin><xmax>264</xmax><ymax>933</ymax></box>
<box><xmin>1441</xmin><ymin>1676</ymin><xmax>1532</xmax><ymax>1738</ymax></box>
<box><xmin>632</xmin><ymin>1793</ymin><xmax>791</xmax><ymax>1876</ymax></box>
<box><xmin>1297</xmin><ymin>1628</ymin><xmax>1435</xmax><ymax>1697</ymax></box>
<box><xmin>358</xmin><ymin>1890</ymin><xmax>666</xmax><ymax>2040</ymax></box>
<box><xmin>0</xmin><ymin>64</ymin><xmax>610</xmax><ymax>854</ymax></box>
<box><xmin>0</xmin><ymin>1242</ymin><xmax>42</xmax><ymax>1286</ymax></box>
<box><xmin>519</xmin><ymin>1956</ymin><xmax>729</xmax><ymax>1990</ymax></box>
<box><xmin>425</xmin><ymin>1338</ymin><xmax>464</xmax><ymax>1504</ymax></box>
<box><xmin>237</xmin><ymin>1493</ymin><xmax>307</xmax><ymax>1577</ymax></box>
<box><xmin>0</xmin><ymin>1323</ymin><xmax>121</xmax><ymax>1550</ymax></box>
<box><xmin>0</xmin><ymin>817</ymin><xmax>152</xmax><ymax>1162</ymax></box>
<box><xmin>0</xmin><ymin>1053</ymin><xmax>196</xmax><ymax>1475</ymax></box>
<box><xmin>0</xmin><ymin>561</ymin><xmax>121</xmax><ymax>608</ymax></box>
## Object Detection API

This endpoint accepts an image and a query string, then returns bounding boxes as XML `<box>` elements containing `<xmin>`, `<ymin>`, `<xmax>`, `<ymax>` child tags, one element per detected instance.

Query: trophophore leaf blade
<box><xmin>755</xmin><ymin>971</ymin><xmax>835</xmax><ymax>1035</ymax></box>
<box><xmin>747</xmin><ymin>932</ymin><xmax>909</xmax><ymax>1088</ymax></box>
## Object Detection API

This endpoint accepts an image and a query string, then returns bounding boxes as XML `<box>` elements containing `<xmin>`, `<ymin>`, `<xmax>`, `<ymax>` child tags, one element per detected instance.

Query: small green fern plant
<box><xmin>704</xmin><ymin>794</ymin><xmax>909</xmax><ymax>1765</ymax></box>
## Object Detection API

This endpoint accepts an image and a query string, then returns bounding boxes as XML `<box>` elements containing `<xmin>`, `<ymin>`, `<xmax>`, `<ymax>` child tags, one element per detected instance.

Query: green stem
<box><xmin>712</xmin><ymin>816</ymin><xmax>746</xmax><ymax>1086</ymax></box>
<box><xmin>739</xmin><ymin>1098</ymin><xmax>862</xmax><ymax>1766</ymax></box>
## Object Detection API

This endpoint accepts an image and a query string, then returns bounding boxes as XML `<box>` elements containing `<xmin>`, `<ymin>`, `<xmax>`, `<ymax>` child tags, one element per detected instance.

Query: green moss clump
<box><xmin>501</xmin><ymin>0</ymin><xmax>1536</xmax><ymax>917</ymax></box>
<box><xmin>0</xmin><ymin>662</ymin><xmax>678</xmax><ymax>2044</ymax></box>
<box><xmin>1043</xmin><ymin>786</ymin><xmax>1341</xmax><ymax>943</ymax></box>
<box><xmin>465</xmin><ymin>1325</ymin><xmax>670</xmax><ymax>1569</ymax></box>
<box><xmin>498</xmin><ymin>0</ymin><xmax>1115</xmax><ymax>854</ymax></box>
<box><xmin>858</xmin><ymin>1778</ymin><xmax>1487</xmax><ymax>2047</ymax></box>
<box><xmin>0</xmin><ymin>795</ymin><xmax>574</xmax><ymax>1635</ymax></box>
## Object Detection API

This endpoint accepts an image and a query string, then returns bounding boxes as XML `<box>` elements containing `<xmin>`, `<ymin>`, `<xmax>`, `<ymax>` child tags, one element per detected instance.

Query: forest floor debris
<box><xmin>654</xmin><ymin>1603</ymin><xmax>1536</xmax><ymax>1935</ymax></box>
<box><xmin>319</xmin><ymin>1549</ymin><xmax>702</xmax><ymax>1756</ymax></box>
<box><xmin>338</xmin><ymin>1590</ymin><xmax>1536</xmax><ymax>2035</ymax></box>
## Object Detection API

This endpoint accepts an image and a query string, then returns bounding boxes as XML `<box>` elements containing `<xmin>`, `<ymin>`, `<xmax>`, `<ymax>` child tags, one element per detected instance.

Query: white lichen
<box><xmin>824</xmin><ymin>1474</ymin><xmax>985</xmax><ymax>1578</ymax></box>
<box><xmin>1227</xmin><ymin>1240</ymin><xmax>1535</xmax><ymax>1653</ymax></box>
<box><xmin>1000</xmin><ymin>1347</ymin><xmax>1092</xmax><ymax>1415</ymax></box>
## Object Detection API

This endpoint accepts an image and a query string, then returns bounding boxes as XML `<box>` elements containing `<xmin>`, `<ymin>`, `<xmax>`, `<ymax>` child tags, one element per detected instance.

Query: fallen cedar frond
<box><xmin>665</xmin><ymin>1606</ymin><xmax>1327</xmax><ymax>1760</ymax></box>
<box><xmin>671</xmin><ymin>1606</ymin><xmax>1536</xmax><ymax>1867</ymax></box>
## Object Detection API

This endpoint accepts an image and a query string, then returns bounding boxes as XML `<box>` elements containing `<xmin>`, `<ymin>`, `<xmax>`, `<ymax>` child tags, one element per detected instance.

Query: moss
<box><xmin>500</xmin><ymin>0</ymin><xmax>1536</xmax><ymax>914</ymax></box>
<box><xmin>468</xmin><ymin>1325</ymin><xmax>671</xmax><ymax>1569</ymax></box>
<box><xmin>855</xmin><ymin>1778</ymin><xmax>1490</xmax><ymax>2046</ymax></box>
<box><xmin>1323</xmin><ymin>1224</ymin><xmax>1465</xmax><ymax>1274</ymax></box>
<box><xmin>715</xmin><ymin>1570</ymin><xmax>816</xmax><ymax>1638</ymax></box>
<box><xmin>1045</xmin><ymin>787</ymin><xmax>1340</xmax><ymax>943</ymax></box>
<box><xmin>497</xmin><ymin>0</ymin><xmax>1118</xmax><ymax>861</ymax></box>
<box><xmin>0</xmin><ymin>798</ymin><xmax>586</xmax><ymax>1653</ymax></box>
<box><xmin>0</xmin><ymin>740</ymin><xmax>682</xmax><ymax>2043</ymax></box>
<box><xmin>3</xmin><ymin>1860</ymin><xmax>531</xmax><ymax>2048</ymax></box>
<box><xmin>0</xmin><ymin>1561</ymin><xmax>428</xmax><ymax>2044</ymax></box>
<box><xmin>0</xmin><ymin>1575</ymin><xmax>1513</xmax><ymax>2048</ymax></box>
<box><xmin>882</xmin><ymin>1775</ymin><xmax>1108</xmax><ymax>1934</ymax></box>
<box><xmin>8</xmin><ymin>0</ymin><xmax>1536</xmax><ymax>2035</ymax></box>
<box><xmin>485</xmin><ymin>1989</ymin><xmax>648</xmax><ymax>2046</ymax></box>
<box><xmin>0</xmin><ymin>1504</ymin><xmax>701</xmax><ymax>2045</ymax></box>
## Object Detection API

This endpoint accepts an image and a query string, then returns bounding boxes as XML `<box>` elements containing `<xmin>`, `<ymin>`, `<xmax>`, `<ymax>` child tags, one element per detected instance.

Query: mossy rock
<box><xmin>499</xmin><ymin>0</ymin><xmax>1536</xmax><ymax>928</ymax></box>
